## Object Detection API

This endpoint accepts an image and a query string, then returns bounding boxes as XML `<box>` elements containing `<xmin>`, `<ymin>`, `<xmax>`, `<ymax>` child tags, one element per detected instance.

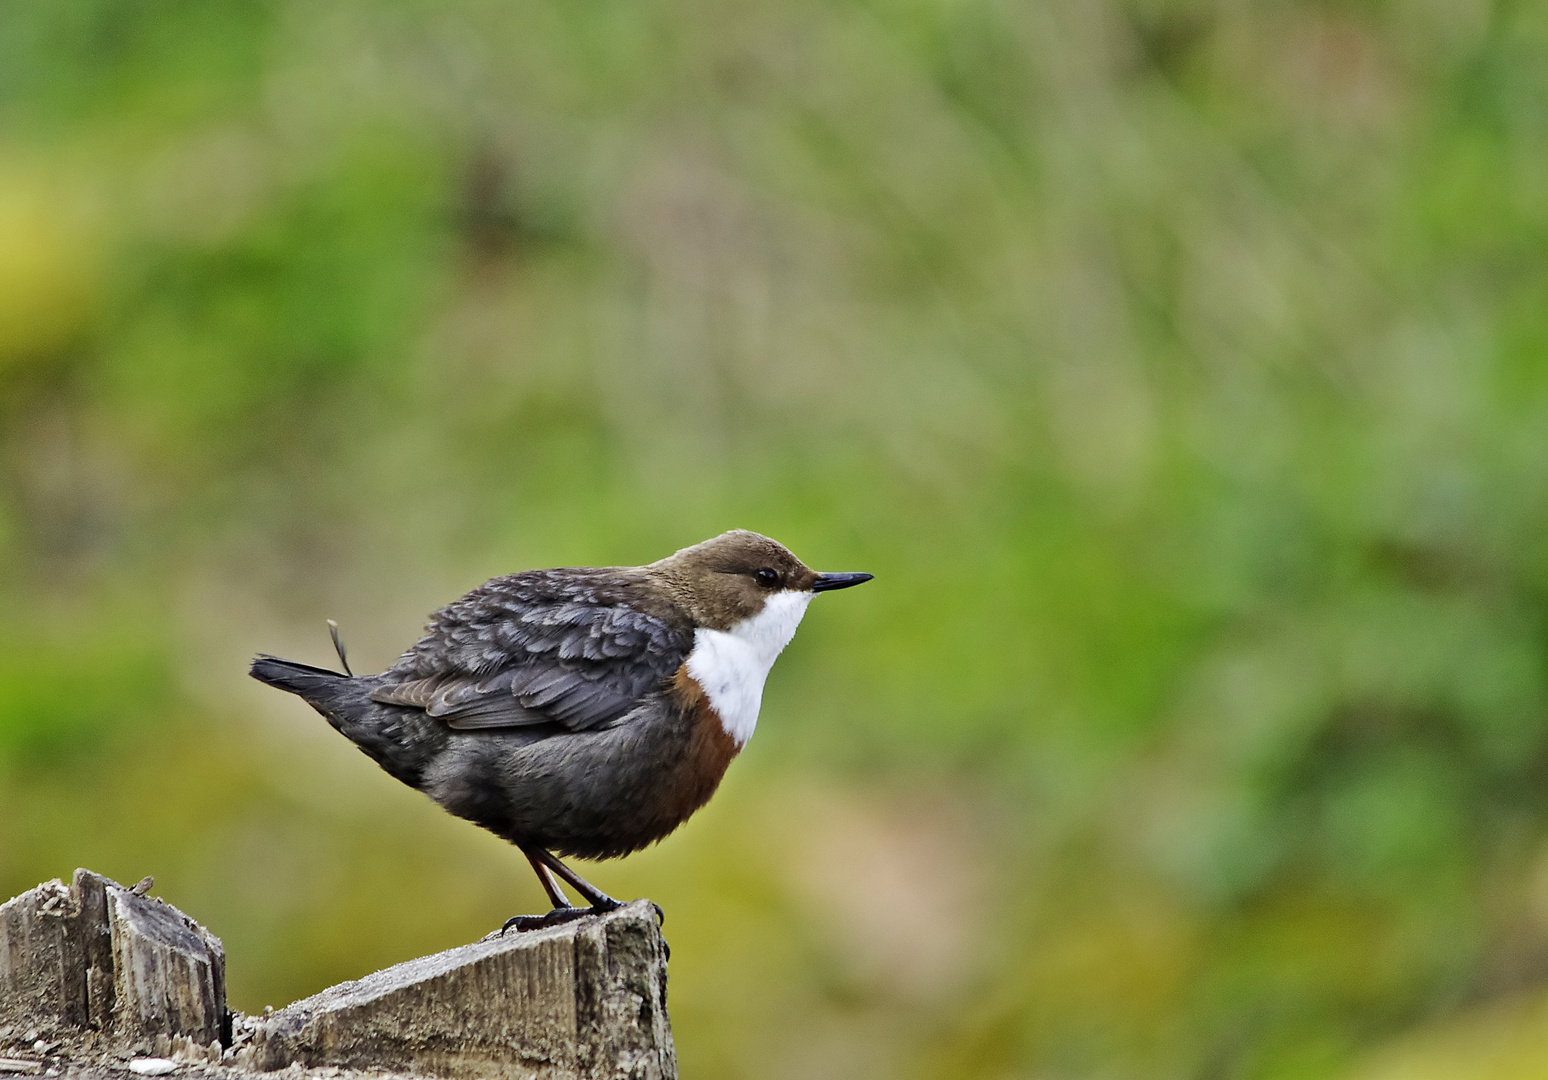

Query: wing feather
<box><xmin>368</xmin><ymin>568</ymin><xmax>692</xmax><ymax>733</ymax></box>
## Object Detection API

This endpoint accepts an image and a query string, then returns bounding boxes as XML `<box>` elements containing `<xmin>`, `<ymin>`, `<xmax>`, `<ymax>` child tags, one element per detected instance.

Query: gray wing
<box><xmin>370</xmin><ymin>569</ymin><xmax>693</xmax><ymax>732</ymax></box>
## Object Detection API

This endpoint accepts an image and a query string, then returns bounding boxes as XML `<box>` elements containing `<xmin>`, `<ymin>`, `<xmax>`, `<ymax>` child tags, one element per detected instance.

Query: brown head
<box><xmin>647</xmin><ymin>529</ymin><xmax>872</xmax><ymax>630</ymax></box>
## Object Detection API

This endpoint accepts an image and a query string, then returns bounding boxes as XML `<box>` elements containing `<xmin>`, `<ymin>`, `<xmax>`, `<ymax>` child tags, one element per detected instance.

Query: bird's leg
<box><xmin>536</xmin><ymin>850</ymin><xmax>663</xmax><ymax>926</ymax></box>
<box><xmin>526</xmin><ymin>850</ymin><xmax>573</xmax><ymax>909</ymax></box>
<box><xmin>502</xmin><ymin>846</ymin><xmax>609</xmax><ymax>934</ymax></box>
<box><xmin>531</xmin><ymin>848</ymin><xmax>623</xmax><ymax>913</ymax></box>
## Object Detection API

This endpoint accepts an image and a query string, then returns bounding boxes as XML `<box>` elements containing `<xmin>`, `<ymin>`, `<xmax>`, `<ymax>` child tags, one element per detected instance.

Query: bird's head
<box><xmin>649</xmin><ymin>529</ymin><xmax>872</xmax><ymax>631</ymax></box>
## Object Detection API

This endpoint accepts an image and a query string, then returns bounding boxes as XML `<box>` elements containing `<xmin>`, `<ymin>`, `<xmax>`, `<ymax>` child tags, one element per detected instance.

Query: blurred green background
<box><xmin>2</xmin><ymin>1</ymin><xmax>1547</xmax><ymax>1077</ymax></box>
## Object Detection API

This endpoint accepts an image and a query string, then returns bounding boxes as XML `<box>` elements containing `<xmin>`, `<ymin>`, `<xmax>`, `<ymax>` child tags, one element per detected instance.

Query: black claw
<box><xmin>501</xmin><ymin>902</ymin><xmax>627</xmax><ymax>934</ymax></box>
<box><xmin>651</xmin><ymin>902</ymin><xmax>665</xmax><ymax>926</ymax></box>
<box><xmin>503</xmin><ymin>906</ymin><xmax>591</xmax><ymax>933</ymax></box>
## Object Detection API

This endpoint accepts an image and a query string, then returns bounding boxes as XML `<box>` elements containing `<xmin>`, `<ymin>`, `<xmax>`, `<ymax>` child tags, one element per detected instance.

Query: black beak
<box><xmin>811</xmin><ymin>572</ymin><xmax>874</xmax><ymax>592</ymax></box>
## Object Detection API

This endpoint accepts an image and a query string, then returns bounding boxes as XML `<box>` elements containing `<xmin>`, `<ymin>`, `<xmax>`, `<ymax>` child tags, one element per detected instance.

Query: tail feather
<box><xmin>249</xmin><ymin>652</ymin><xmax>445</xmax><ymax>787</ymax></box>
<box><xmin>250</xmin><ymin>654</ymin><xmax>351</xmax><ymax>704</ymax></box>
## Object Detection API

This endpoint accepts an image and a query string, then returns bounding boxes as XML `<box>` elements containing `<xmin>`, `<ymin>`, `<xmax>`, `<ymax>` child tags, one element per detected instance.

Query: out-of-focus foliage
<box><xmin>3</xmin><ymin>1</ymin><xmax>1547</xmax><ymax>1077</ymax></box>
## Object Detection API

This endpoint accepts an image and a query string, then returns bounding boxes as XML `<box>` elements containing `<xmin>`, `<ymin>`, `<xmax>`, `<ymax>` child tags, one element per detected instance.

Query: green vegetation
<box><xmin>3</xmin><ymin>1</ymin><xmax>1548</xmax><ymax>1077</ymax></box>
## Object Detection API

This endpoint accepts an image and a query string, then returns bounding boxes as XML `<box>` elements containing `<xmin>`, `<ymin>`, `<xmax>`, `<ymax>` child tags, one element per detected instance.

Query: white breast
<box><xmin>684</xmin><ymin>590</ymin><xmax>813</xmax><ymax>746</ymax></box>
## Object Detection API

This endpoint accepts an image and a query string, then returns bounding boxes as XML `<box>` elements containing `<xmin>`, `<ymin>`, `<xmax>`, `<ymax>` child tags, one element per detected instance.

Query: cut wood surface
<box><xmin>0</xmin><ymin>869</ymin><xmax>225</xmax><ymax>1059</ymax></box>
<box><xmin>0</xmin><ymin>872</ymin><xmax>675</xmax><ymax>1080</ymax></box>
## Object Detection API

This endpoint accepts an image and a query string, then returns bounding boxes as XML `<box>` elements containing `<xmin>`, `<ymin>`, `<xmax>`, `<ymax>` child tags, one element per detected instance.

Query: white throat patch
<box><xmin>684</xmin><ymin>590</ymin><xmax>813</xmax><ymax>746</ymax></box>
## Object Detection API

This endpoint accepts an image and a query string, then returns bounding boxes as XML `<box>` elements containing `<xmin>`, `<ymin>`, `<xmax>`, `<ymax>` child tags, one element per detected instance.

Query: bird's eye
<box><xmin>755</xmin><ymin>567</ymin><xmax>780</xmax><ymax>588</ymax></box>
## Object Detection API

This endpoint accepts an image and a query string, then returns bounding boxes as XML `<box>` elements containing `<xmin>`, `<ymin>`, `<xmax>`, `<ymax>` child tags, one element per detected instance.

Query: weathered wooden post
<box><xmin>0</xmin><ymin>871</ymin><xmax>675</xmax><ymax>1080</ymax></box>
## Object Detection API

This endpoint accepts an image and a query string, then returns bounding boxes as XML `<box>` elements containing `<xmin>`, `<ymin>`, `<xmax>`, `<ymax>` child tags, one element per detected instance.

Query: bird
<box><xmin>250</xmin><ymin>529</ymin><xmax>872</xmax><ymax>932</ymax></box>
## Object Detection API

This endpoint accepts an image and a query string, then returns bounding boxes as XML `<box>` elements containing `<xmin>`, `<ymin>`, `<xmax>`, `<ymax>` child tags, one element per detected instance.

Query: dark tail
<box><xmin>250</xmin><ymin>654</ymin><xmax>353</xmax><ymax>705</ymax></box>
<box><xmin>249</xmin><ymin>654</ymin><xmax>445</xmax><ymax>786</ymax></box>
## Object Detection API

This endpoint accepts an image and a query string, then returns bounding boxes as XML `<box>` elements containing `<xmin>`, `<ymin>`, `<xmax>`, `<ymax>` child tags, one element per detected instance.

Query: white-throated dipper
<box><xmin>250</xmin><ymin>530</ymin><xmax>872</xmax><ymax>931</ymax></box>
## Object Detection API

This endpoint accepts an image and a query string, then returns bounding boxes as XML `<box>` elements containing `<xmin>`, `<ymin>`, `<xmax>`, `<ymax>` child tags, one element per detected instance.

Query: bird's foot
<box><xmin>500</xmin><ymin>898</ymin><xmax>623</xmax><ymax>935</ymax></box>
<box><xmin>501</xmin><ymin>907</ymin><xmax>591</xmax><ymax>933</ymax></box>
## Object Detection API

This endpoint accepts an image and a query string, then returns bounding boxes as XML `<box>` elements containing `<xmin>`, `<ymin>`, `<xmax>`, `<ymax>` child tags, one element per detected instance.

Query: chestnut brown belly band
<box><xmin>425</xmin><ymin>665</ymin><xmax>742</xmax><ymax>860</ymax></box>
